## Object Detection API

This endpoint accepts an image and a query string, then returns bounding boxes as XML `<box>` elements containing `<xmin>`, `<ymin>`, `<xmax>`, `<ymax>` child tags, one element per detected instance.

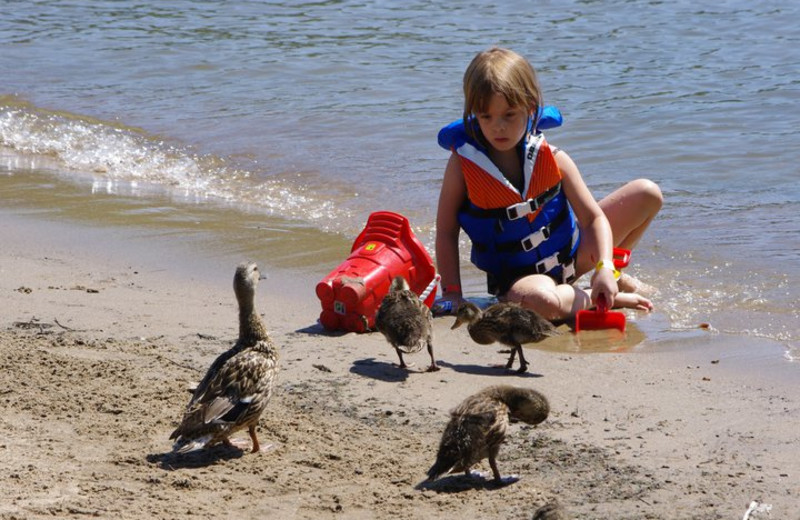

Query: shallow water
<box><xmin>2</xmin><ymin>1</ymin><xmax>798</xmax><ymax>361</ymax></box>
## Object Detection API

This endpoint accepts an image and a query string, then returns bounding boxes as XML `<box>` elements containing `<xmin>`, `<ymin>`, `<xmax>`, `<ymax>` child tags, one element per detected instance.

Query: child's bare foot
<box><xmin>613</xmin><ymin>292</ymin><xmax>653</xmax><ymax>311</ymax></box>
<box><xmin>617</xmin><ymin>273</ymin><xmax>656</xmax><ymax>296</ymax></box>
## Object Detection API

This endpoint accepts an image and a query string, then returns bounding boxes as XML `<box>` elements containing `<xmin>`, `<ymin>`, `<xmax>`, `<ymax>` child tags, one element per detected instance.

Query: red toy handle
<box><xmin>612</xmin><ymin>248</ymin><xmax>631</xmax><ymax>270</ymax></box>
<box><xmin>596</xmin><ymin>293</ymin><xmax>608</xmax><ymax>313</ymax></box>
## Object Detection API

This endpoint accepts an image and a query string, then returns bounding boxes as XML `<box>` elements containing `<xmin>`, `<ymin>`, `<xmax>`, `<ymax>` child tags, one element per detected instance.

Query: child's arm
<box><xmin>435</xmin><ymin>154</ymin><xmax>467</xmax><ymax>310</ymax></box>
<box><xmin>556</xmin><ymin>151</ymin><xmax>619</xmax><ymax>308</ymax></box>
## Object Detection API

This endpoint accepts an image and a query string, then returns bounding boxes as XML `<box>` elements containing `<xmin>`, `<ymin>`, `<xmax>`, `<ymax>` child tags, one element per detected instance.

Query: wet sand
<box><xmin>1</xmin><ymin>209</ymin><xmax>798</xmax><ymax>519</ymax></box>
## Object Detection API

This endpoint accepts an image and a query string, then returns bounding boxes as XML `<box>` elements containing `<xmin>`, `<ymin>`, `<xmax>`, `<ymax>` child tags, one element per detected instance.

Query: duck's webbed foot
<box><xmin>394</xmin><ymin>349</ymin><xmax>412</xmax><ymax>369</ymax></box>
<box><xmin>513</xmin><ymin>346</ymin><xmax>529</xmax><ymax>374</ymax></box>
<box><xmin>504</xmin><ymin>347</ymin><xmax>517</xmax><ymax>369</ymax></box>
<box><xmin>489</xmin><ymin>456</ymin><xmax>519</xmax><ymax>486</ymax></box>
<box><xmin>426</xmin><ymin>343</ymin><xmax>440</xmax><ymax>372</ymax></box>
<box><xmin>504</xmin><ymin>349</ymin><xmax>528</xmax><ymax>372</ymax></box>
<box><xmin>248</xmin><ymin>425</ymin><xmax>262</xmax><ymax>453</ymax></box>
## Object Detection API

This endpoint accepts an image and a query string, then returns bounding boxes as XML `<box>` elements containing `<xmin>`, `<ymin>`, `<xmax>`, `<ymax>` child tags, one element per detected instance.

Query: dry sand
<box><xmin>1</xmin><ymin>211</ymin><xmax>798</xmax><ymax>519</ymax></box>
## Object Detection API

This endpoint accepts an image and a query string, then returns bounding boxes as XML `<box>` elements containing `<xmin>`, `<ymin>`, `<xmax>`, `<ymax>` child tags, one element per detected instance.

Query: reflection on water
<box><xmin>531</xmin><ymin>321</ymin><xmax>647</xmax><ymax>355</ymax></box>
<box><xmin>440</xmin><ymin>295</ymin><xmax>648</xmax><ymax>354</ymax></box>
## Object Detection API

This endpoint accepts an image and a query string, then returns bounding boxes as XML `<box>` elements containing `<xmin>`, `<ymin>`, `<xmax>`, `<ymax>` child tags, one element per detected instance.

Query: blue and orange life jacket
<box><xmin>437</xmin><ymin>107</ymin><xmax>579</xmax><ymax>288</ymax></box>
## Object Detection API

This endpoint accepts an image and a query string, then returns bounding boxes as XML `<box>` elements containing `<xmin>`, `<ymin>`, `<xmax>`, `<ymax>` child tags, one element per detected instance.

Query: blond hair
<box><xmin>462</xmin><ymin>48</ymin><xmax>542</xmax><ymax>145</ymax></box>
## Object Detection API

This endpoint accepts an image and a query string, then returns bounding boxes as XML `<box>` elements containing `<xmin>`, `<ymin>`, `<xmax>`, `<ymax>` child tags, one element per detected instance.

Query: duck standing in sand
<box><xmin>170</xmin><ymin>261</ymin><xmax>278</xmax><ymax>454</ymax></box>
<box><xmin>426</xmin><ymin>385</ymin><xmax>549</xmax><ymax>485</ymax></box>
<box><xmin>451</xmin><ymin>301</ymin><xmax>557</xmax><ymax>373</ymax></box>
<box><xmin>374</xmin><ymin>275</ymin><xmax>439</xmax><ymax>372</ymax></box>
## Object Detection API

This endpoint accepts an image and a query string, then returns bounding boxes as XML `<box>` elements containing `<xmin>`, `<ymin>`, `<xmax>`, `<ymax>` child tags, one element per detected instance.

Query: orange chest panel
<box><xmin>459</xmin><ymin>138</ymin><xmax>562</xmax><ymax>221</ymax></box>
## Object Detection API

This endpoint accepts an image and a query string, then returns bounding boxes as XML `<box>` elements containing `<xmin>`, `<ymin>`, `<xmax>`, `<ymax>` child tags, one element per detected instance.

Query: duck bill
<box><xmin>450</xmin><ymin>317</ymin><xmax>466</xmax><ymax>330</ymax></box>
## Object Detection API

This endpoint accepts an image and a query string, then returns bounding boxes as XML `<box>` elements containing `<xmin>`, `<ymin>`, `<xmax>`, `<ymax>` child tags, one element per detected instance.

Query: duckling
<box><xmin>170</xmin><ymin>262</ymin><xmax>279</xmax><ymax>454</ymax></box>
<box><xmin>451</xmin><ymin>301</ymin><xmax>557</xmax><ymax>373</ymax></box>
<box><xmin>532</xmin><ymin>500</ymin><xmax>570</xmax><ymax>520</ymax></box>
<box><xmin>426</xmin><ymin>385</ymin><xmax>549</xmax><ymax>485</ymax></box>
<box><xmin>374</xmin><ymin>275</ymin><xmax>438</xmax><ymax>372</ymax></box>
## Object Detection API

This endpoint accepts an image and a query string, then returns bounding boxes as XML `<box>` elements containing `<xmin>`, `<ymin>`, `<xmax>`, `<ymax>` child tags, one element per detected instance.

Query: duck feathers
<box><xmin>170</xmin><ymin>262</ymin><xmax>278</xmax><ymax>454</ymax></box>
<box><xmin>452</xmin><ymin>302</ymin><xmax>558</xmax><ymax>373</ymax></box>
<box><xmin>375</xmin><ymin>276</ymin><xmax>438</xmax><ymax>371</ymax></box>
<box><xmin>427</xmin><ymin>385</ymin><xmax>549</xmax><ymax>483</ymax></box>
<box><xmin>456</xmin><ymin>302</ymin><xmax>557</xmax><ymax>346</ymax></box>
<box><xmin>170</xmin><ymin>345</ymin><xmax>277</xmax><ymax>453</ymax></box>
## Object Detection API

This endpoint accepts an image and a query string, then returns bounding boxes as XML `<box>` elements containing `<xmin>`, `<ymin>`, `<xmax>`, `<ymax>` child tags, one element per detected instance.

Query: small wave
<box><xmin>0</xmin><ymin>99</ymin><xmax>347</xmax><ymax>232</ymax></box>
<box><xmin>648</xmin><ymin>249</ymin><xmax>799</xmax><ymax>362</ymax></box>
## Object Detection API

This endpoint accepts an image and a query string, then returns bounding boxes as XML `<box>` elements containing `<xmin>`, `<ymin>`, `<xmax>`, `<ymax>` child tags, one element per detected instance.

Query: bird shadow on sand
<box><xmin>349</xmin><ymin>357</ymin><xmax>413</xmax><ymax>382</ymax></box>
<box><xmin>146</xmin><ymin>444</ymin><xmax>245</xmax><ymax>470</ymax></box>
<box><xmin>435</xmin><ymin>359</ymin><xmax>543</xmax><ymax>378</ymax></box>
<box><xmin>414</xmin><ymin>473</ymin><xmax>519</xmax><ymax>493</ymax></box>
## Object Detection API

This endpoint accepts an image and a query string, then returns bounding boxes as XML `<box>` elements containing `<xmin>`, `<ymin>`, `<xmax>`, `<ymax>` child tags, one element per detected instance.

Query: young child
<box><xmin>435</xmin><ymin>47</ymin><xmax>662</xmax><ymax>321</ymax></box>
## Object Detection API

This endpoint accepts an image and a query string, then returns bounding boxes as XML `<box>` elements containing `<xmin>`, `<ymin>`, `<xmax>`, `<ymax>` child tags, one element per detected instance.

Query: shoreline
<box><xmin>2</xmin><ymin>209</ymin><xmax>798</xmax><ymax>518</ymax></box>
<box><xmin>2</xmin><ymin>162</ymin><xmax>797</xmax><ymax>364</ymax></box>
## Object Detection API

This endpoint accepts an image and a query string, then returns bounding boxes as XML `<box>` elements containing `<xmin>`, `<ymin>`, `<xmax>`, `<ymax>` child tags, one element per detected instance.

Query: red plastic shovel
<box><xmin>574</xmin><ymin>247</ymin><xmax>631</xmax><ymax>333</ymax></box>
<box><xmin>574</xmin><ymin>294</ymin><xmax>626</xmax><ymax>332</ymax></box>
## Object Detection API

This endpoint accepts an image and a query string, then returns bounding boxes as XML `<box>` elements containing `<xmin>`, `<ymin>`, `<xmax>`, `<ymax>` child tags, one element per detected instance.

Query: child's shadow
<box><xmin>146</xmin><ymin>444</ymin><xmax>245</xmax><ymax>470</ymax></box>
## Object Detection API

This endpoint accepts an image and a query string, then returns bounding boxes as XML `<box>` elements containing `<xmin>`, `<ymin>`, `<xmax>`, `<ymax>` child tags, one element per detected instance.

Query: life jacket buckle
<box><xmin>520</xmin><ymin>226</ymin><xmax>551</xmax><ymax>252</ymax></box>
<box><xmin>535</xmin><ymin>253</ymin><xmax>560</xmax><ymax>274</ymax></box>
<box><xmin>506</xmin><ymin>185</ymin><xmax>559</xmax><ymax>221</ymax></box>
<box><xmin>561</xmin><ymin>261</ymin><xmax>576</xmax><ymax>284</ymax></box>
<box><xmin>505</xmin><ymin>201</ymin><xmax>529</xmax><ymax>220</ymax></box>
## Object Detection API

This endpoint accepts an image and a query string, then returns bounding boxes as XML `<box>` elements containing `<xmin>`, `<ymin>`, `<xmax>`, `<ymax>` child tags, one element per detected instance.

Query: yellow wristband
<box><xmin>596</xmin><ymin>260</ymin><xmax>621</xmax><ymax>280</ymax></box>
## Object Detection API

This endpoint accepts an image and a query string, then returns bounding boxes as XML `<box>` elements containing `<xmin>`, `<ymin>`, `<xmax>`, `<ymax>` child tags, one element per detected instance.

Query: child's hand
<box><xmin>590</xmin><ymin>268</ymin><xmax>618</xmax><ymax>309</ymax></box>
<box><xmin>432</xmin><ymin>294</ymin><xmax>463</xmax><ymax>316</ymax></box>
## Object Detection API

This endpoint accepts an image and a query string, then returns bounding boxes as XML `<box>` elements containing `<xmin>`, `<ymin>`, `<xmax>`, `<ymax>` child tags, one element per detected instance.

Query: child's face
<box><xmin>476</xmin><ymin>92</ymin><xmax>530</xmax><ymax>153</ymax></box>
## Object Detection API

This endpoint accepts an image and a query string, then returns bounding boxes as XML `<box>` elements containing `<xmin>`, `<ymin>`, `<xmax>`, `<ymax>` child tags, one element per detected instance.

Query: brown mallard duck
<box><xmin>532</xmin><ymin>500</ymin><xmax>570</xmax><ymax>520</ymax></box>
<box><xmin>426</xmin><ymin>385</ymin><xmax>549</xmax><ymax>484</ymax></box>
<box><xmin>170</xmin><ymin>262</ymin><xmax>279</xmax><ymax>454</ymax></box>
<box><xmin>374</xmin><ymin>275</ymin><xmax>438</xmax><ymax>372</ymax></box>
<box><xmin>451</xmin><ymin>301</ymin><xmax>557</xmax><ymax>373</ymax></box>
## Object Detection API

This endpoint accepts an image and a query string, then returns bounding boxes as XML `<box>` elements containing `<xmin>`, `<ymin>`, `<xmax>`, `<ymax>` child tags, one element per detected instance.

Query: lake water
<box><xmin>2</xmin><ymin>1</ymin><xmax>798</xmax><ymax>362</ymax></box>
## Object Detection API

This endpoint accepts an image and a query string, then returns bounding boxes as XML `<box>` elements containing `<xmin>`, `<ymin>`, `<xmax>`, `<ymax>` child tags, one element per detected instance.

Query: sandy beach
<box><xmin>1</xmin><ymin>209</ymin><xmax>798</xmax><ymax>520</ymax></box>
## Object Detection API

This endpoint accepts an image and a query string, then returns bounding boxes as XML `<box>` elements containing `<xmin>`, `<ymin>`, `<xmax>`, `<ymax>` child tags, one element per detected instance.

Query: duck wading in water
<box><xmin>170</xmin><ymin>262</ymin><xmax>279</xmax><ymax>454</ymax></box>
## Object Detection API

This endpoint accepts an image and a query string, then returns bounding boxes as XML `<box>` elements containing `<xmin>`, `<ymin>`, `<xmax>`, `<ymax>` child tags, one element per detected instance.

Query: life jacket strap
<box><xmin>561</xmin><ymin>260</ymin><xmax>577</xmax><ymax>284</ymax></box>
<box><xmin>486</xmin><ymin>225</ymin><xmax>580</xmax><ymax>291</ymax></box>
<box><xmin>493</xmin><ymin>207</ymin><xmax>569</xmax><ymax>254</ymax></box>
<box><xmin>531</xmin><ymin>225</ymin><xmax>580</xmax><ymax>283</ymax></box>
<box><xmin>463</xmin><ymin>183</ymin><xmax>561</xmax><ymax>221</ymax></box>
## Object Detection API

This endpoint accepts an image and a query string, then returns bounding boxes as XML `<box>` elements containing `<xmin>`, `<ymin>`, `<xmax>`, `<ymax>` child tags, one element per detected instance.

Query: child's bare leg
<box><xmin>617</xmin><ymin>272</ymin><xmax>656</xmax><ymax>296</ymax></box>
<box><xmin>505</xmin><ymin>275</ymin><xmax>589</xmax><ymax>321</ymax></box>
<box><xmin>599</xmin><ymin>179</ymin><xmax>662</xmax><ymax>295</ymax></box>
<box><xmin>599</xmin><ymin>179</ymin><xmax>662</xmax><ymax>251</ymax></box>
